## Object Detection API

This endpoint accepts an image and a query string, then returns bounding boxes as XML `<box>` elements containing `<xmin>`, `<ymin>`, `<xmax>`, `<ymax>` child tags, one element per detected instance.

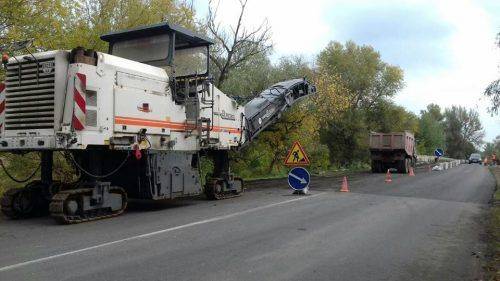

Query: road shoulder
<box><xmin>484</xmin><ymin>166</ymin><xmax>500</xmax><ymax>280</ymax></box>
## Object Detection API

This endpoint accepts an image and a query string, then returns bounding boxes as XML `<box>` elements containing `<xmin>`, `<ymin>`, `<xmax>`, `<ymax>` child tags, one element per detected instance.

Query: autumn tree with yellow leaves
<box><xmin>0</xmin><ymin>0</ymin><xmax>196</xmax><ymax>80</ymax></box>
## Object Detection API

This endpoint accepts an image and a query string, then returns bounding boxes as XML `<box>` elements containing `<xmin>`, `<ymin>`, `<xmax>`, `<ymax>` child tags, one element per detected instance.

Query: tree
<box><xmin>315</xmin><ymin>41</ymin><xmax>405</xmax><ymax>165</ymax></box>
<box><xmin>206</xmin><ymin>0</ymin><xmax>272</xmax><ymax>87</ymax></box>
<box><xmin>416</xmin><ymin>104</ymin><xmax>445</xmax><ymax>155</ymax></box>
<box><xmin>0</xmin><ymin>0</ymin><xmax>196</xmax><ymax>52</ymax></box>
<box><xmin>317</xmin><ymin>41</ymin><xmax>404</xmax><ymax>110</ymax></box>
<box><xmin>62</xmin><ymin>0</ymin><xmax>197</xmax><ymax>52</ymax></box>
<box><xmin>425</xmin><ymin>103</ymin><xmax>444</xmax><ymax>122</ymax></box>
<box><xmin>0</xmin><ymin>0</ymin><xmax>197</xmax><ymax>81</ymax></box>
<box><xmin>218</xmin><ymin>54</ymin><xmax>313</xmax><ymax>99</ymax></box>
<box><xmin>214</xmin><ymin>51</ymin><xmax>272</xmax><ymax>99</ymax></box>
<box><xmin>484</xmin><ymin>32</ymin><xmax>500</xmax><ymax>115</ymax></box>
<box><xmin>269</xmin><ymin>56</ymin><xmax>314</xmax><ymax>83</ymax></box>
<box><xmin>319</xmin><ymin>109</ymin><xmax>368</xmax><ymax>165</ymax></box>
<box><xmin>365</xmin><ymin>100</ymin><xmax>419</xmax><ymax>133</ymax></box>
<box><xmin>484</xmin><ymin>79</ymin><xmax>499</xmax><ymax>115</ymax></box>
<box><xmin>0</xmin><ymin>0</ymin><xmax>67</xmax><ymax>46</ymax></box>
<box><xmin>443</xmin><ymin>106</ymin><xmax>484</xmax><ymax>158</ymax></box>
<box><xmin>311</xmin><ymin>73</ymin><xmax>350</xmax><ymax>125</ymax></box>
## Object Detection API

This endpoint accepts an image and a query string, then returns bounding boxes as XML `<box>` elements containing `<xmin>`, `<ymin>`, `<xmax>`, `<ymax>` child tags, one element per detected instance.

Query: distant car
<box><xmin>468</xmin><ymin>153</ymin><xmax>482</xmax><ymax>164</ymax></box>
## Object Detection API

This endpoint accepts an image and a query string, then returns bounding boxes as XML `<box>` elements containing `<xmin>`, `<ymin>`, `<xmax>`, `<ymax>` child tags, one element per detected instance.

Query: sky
<box><xmin>194</xmin><ymin>0</ymin><xmax>500</xmax><ymax>142</ymax></box>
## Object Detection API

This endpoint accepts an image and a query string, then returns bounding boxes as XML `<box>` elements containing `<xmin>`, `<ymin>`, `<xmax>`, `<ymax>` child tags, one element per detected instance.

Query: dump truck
<box><xmin>369</xmin><ymin>131</ymin><xmax>416</xmax><ymax>173</ymax></box>
<box><xmin>0</xmin><ymin>22</ymin><xmax>315</xmax><ymax>223</ymax></box>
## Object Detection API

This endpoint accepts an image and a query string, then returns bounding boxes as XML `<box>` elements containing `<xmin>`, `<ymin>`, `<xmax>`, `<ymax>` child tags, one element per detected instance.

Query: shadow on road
<box><xmin>126</xmin><ymin>198</ymin><xmax>200</xmax><ymax>213</ymax></box>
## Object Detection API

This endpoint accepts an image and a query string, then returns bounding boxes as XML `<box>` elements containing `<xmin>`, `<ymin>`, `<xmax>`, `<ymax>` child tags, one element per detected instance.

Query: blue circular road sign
<box><xmin>434</xmin><ymin>148</ymin><xmax>444</xmax><ymax>157</ymax></box>
<box><xmin>288</xmin><ymin>167</ymin><xmax>311</xmax><ymax>191</ymax></box>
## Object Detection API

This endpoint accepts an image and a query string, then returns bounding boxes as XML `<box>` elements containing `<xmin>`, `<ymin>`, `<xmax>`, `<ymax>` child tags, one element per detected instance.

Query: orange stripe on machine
<box><xmin>115</xmin><ymin>116</ymin><xmax>241</xmax><ymax>134</ymax></box>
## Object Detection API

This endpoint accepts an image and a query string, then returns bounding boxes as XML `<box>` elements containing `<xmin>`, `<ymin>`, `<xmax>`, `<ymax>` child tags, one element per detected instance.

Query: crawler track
<box><xmin>49</xmin><ymin>187</ymin><xmax>127</xmax><ymax>224</ymax></box>
<box><xmin>205</xmin><ymin>178</ymin><xmax>244</xmax><ymax>200</ymax></box>
<box><xmin>0</xmin><ymin>188</ymin><xmax>22</xmax><ymax>219</ymax></box>
<box><xmin>0</xmin><ymin>181</ymin><xmax>51</xmax><ymax>219</ymax></box>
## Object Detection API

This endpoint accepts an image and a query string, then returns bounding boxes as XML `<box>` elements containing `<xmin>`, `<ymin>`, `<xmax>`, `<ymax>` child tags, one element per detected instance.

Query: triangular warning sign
<box><xmin>284</xmin><ymin>141</ymin><xmax>310</xmax><ymax>166</ymax></box>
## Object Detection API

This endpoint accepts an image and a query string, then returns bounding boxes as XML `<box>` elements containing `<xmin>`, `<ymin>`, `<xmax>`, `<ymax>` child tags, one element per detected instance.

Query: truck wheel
<box><xmin>378</xmin><ymin>161</ymin><xmax>384</xmax><ymax>173</ymax></box>
<box><xmin>372</xmin><ymin>161</ymin><xmax>383</xmax><ymax>173</ymax></box>
<box><xmin>398</xmin><ymin>160</ymin><xmax>406</xmax><ymax>174</ymax></box>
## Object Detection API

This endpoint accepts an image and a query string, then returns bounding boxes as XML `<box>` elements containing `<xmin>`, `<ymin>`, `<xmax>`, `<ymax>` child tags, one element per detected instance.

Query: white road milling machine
<box><xmin>0</xmin><ymin>22</ymin><xmax>315</xmax><ymax>223</ymax></box>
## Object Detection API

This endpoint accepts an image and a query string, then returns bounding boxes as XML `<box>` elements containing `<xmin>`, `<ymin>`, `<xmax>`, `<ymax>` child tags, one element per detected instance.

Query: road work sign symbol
<box><xmin>288</xmin><ymin>167</ymin><xmax>310</xmax><ymax>191</ymax></box>
<box><xmin>284</xmin><ymin>141</ymin><xmax>310</xmax><ymax>166</ymax></box>
<box><xmin>434</xmin><ymin>148</ymin><xmax>444</xmax><ymax>157</ymax></box>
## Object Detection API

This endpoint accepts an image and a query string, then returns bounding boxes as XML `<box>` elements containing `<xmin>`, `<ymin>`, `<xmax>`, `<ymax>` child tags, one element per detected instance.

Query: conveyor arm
<box><xmin>243</xmin><ymin>78</ymin><xmax>316</xmax><ymax>143</ymax></box>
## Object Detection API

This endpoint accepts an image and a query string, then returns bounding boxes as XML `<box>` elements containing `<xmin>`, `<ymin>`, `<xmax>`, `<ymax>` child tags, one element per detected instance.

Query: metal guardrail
<box><xmin>417</xmin><ymin>155</ymin><xmax>466</xmax><ymax>163</ymax></box>
<box><xmin>416</xmin><ymin>155</ymin><xmax>466</xmax><ymax>171</ymax></box>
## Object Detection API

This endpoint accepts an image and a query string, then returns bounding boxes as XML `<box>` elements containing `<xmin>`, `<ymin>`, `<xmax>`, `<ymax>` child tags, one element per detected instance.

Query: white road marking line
<box><xmin>0</xmin><ymin>193</ymin><xmax>322</xmax><ymax>272</ymax></box>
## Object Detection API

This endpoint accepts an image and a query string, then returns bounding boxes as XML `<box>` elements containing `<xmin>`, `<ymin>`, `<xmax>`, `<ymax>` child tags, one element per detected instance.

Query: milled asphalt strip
<box><xmin>0</xmin><ymin>193</ymin><xmax>323</xmax><ymax>273</ymax></box>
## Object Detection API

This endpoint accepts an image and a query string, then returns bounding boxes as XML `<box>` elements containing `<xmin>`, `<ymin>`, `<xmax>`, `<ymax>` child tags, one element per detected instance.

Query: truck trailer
<box><xmin>0</xmin><ymin>22</ymin><xmax>315</xmax><ymax>223</ymax></box>
<box><xmin>369</xmin><ymin>131</ymin><xmax>416</xmax><ymax>173</ymax></box>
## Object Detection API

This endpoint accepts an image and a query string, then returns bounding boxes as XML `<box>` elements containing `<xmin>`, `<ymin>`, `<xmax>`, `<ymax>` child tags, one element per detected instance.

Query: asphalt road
<box><xmin>0</xmin><ymin>164</ymin><xmax>495</xmax><ymax>281</ymax></box>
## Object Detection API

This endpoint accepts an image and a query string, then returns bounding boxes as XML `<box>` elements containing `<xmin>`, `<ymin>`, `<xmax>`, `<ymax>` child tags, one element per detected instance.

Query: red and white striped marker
<box><xmin>0</xmin><ymin>82</ymin><xmax>5</xmax><ymax>133</ymax></box>
<box><xmin>72</xmin><ymin>73</ymin><xmax>86</xmax><ymax>131</ymax></box>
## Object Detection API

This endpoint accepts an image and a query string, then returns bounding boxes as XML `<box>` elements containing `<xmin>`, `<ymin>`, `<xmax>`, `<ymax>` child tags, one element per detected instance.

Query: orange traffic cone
<box><xmin>385</xmin><ymin>169</ymin><xmax>392</xmax><ymax>183</ymax></box>
<box><xmin>340</xmin><ymin>176</ymin><xmax>349</xmax><ymax>192</ymax></box>
<box><xmin>409</xmin><ymin>167</ymin><xmax>415</xmax><ymax>176</ymax></box>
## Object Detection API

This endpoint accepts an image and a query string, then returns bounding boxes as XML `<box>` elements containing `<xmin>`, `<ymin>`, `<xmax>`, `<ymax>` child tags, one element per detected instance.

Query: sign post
<box><xmin>284</xmin><ymin>141</ymin><xmax>310</xmax><ymax>194</ymax></box>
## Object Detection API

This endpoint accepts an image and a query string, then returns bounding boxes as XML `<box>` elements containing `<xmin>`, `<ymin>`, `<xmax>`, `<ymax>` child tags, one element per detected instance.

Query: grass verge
<box><xmin>485</xmin><ymin>166</ymin><xmax>500</xmax><ymax>280</ymax></box>
<box><xmin>243</xmin><ymin>164</ymin><xmax>370</xmax><ymax>182</ymax></box>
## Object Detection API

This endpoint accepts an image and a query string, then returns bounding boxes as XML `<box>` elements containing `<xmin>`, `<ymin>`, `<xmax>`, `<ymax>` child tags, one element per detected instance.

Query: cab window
<box><xmin>112</xmin><ymin>34</ymin><xmax>171</xmax><ymax>64</ymax></box>
<box><xmin>174</xmin><ymin>46</ymin><xmax>208</xmax><ymax>77</ymax></box>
